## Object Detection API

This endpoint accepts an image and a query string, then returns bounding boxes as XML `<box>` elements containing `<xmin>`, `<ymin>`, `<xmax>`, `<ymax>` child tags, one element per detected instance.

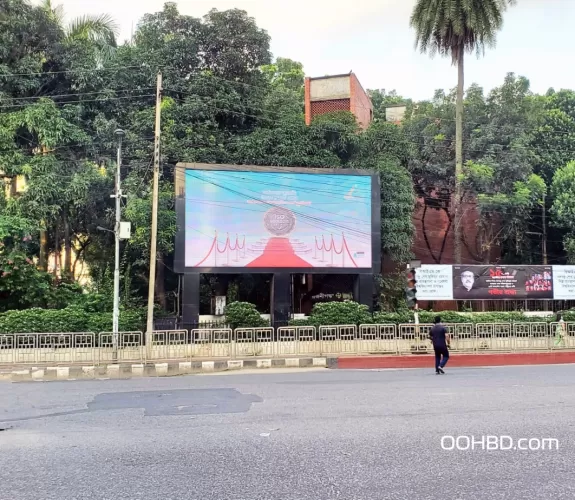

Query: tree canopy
<box><xmin>1</xmin><ymin>0</ymin><xmax>574</xmax><ymax>315</ymax></box>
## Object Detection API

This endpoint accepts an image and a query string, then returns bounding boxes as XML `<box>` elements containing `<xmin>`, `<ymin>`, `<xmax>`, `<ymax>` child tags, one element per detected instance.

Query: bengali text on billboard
<box><xmin>184</xmin><ymin>169</ymin><xmax>372</xmax><ymax>269</ymax></box>
<box><xmin>416</xmin><ymin>265</ymin><xmax>453</xmax><ymax>300</ymax></box>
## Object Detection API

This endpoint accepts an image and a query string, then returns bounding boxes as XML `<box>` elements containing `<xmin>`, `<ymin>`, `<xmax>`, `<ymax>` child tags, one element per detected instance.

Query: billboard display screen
<box><xmin>183</xmin><ymin>169</ymin><xmax>373</xmax><ymax>269</ymax></box>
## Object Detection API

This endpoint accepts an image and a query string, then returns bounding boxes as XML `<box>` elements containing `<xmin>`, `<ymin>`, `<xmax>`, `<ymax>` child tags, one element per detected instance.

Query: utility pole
<box><xmin>542</xmin><ymin>192</ymin><xmax>548</xmax><ymax>265</ymax></box>
<box><xmin>112</xmin><ymin>129</ymin><xmax>125</xmax><ymax>358</ymax></box>
<box><xmin>146</xmin><ymin>72</ymin><xmax>162</xmax><ymax>347</ymax></box>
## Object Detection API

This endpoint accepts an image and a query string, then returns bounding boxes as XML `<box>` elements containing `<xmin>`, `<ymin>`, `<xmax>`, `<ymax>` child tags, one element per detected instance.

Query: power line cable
<box><xmin>0</xmin><ymin>94</ymin><xmax>156</xmax><ymax>110</ymax></box>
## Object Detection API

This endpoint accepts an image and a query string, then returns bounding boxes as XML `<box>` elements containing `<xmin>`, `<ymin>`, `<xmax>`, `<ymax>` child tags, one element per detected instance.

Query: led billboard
<box><xmin>181</xmin><ymin>168</ymin><xmax>374</xmax><ymax>270</ymax></box>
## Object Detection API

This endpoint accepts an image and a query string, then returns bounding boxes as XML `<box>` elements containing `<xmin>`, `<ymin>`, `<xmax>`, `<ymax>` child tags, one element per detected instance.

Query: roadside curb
<box><xmin>331</xmin><ymin>351</ymin><xmax>575</xmax><ymax>370</ymax></box>
<box><xmin>0</xmin><ymin>357</ymin><xmax>328</xmax><ymax>382</ymax></box>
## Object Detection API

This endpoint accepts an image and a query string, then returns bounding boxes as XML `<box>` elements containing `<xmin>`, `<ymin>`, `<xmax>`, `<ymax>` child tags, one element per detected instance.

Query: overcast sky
<box><xmin>41</xmin><ymin>0</ymin><xmax>575</xmax><ymax>100</ymax></box>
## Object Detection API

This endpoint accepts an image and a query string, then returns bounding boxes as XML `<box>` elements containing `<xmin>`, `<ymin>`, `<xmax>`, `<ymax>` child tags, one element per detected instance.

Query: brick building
<box><xmin>304</xmin><ymin>72</ymin><xmax>373</xmax><ymax>129</ymax></box>
<box><xmin>412</xmin><ymin>200</ymin><xmax>494</xmax><ymax>265</ymax></box>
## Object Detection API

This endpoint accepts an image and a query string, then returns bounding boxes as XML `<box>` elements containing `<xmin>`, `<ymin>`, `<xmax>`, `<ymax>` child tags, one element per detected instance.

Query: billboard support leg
<box><xmin>354</xmin><ymin>274</ymin><xmax>373</xmax><ymax>312</ymax></box>
<box><xmin>271</xmin><ymin>273</ymin><xmax>291</xmax><ymax>328</ymax></box>
<box><xmin>182</xmin><ymin>273</ymin><xmax>200</xmax><ymax>331</ymax></box>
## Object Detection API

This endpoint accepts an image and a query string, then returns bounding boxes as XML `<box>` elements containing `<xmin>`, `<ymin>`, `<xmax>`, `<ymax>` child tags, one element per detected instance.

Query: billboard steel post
<box><xmin>182</xmin><ymin>274</ymin><xmax>200</xmax><ymax>331</ymax></box>
<box><xmin>271</xmin><ymin>274</ymin><xmax>291</xmax><ymax>327</ymax></box>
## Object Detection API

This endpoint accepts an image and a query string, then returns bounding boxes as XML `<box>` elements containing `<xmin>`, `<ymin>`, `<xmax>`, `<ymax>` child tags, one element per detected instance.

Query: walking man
<box><xmin>430</xmin><ymin>315</ymin><xmax>450</xmax><ymax>374</ymax></box>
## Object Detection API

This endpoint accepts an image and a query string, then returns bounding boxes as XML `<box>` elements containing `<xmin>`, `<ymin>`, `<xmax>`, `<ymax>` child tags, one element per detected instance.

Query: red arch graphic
<box><xmin>193</xmin><ymin>232</ymin><xmax>360</xmax><ymax>268</ymax></box>
<box><xmin>193</xmin><ymin>232</ymin><xmax>246</xmax><ymax>267</ymax></box>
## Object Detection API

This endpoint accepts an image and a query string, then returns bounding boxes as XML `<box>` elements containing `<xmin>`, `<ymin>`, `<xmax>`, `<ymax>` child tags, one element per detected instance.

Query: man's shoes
<box><xmin>435</xmin><ymin>369</ymin><xmax>441</xmax><ymax>374</ymax></box>
<box><xmin>437</xmin><ymin>367</ymin><xmax>445</xmax><ymax>374</ymax></box>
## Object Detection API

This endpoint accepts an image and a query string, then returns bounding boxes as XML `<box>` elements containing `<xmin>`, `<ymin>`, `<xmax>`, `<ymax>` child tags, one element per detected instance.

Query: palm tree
<box><xmin>410</xmin><ymin>0</ymin><xmax>516</xmax><ymax>263</ymax></box>
<box><xmin>41</xmin><ymin>0</ymin><xmax>119</xmax><ymax>63</ymax></box>
<box><xmin>31</xmin><ymin>1</ymin><xmax>118</xmax><ymax>270</ymax></box>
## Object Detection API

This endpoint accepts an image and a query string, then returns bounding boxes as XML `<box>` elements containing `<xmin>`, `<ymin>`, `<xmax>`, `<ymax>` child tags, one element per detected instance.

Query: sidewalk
<box><xmin>332</xmin><ymin>350</ymin><xmax>575</xmax><ymax>369</ymax></box>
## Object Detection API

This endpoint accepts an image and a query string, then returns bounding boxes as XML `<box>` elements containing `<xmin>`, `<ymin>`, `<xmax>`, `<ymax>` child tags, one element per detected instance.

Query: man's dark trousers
<box><xmin>434</xmin><ymin>346</ymin><xmax>449</xmax><ymax>371</ymax></box>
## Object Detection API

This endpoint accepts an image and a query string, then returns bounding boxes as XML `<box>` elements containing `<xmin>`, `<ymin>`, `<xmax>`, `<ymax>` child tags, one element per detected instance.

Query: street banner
<box><xmin>418</xmin><ymin>264</ymin><xmax>563</xmax><ymax>300</ymax></box>
<box><xmin>416</xmin><ymin>265</ymin><xmax>453</xmax><ymax>300</ymax></box>
<box><xmin>452</xmin><ymin>265</ymin><xmax>553</xmax><ymax>300</ymax></box>
<box><xmin>552</xmin><ymin>266</ymin><xmax>575</xmax><ymax>300</ymax></box>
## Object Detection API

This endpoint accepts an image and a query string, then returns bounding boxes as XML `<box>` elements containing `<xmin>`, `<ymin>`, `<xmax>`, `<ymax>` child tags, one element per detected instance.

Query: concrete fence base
<box><xmin>0</xmin><ymin>357</ymin><xmax>328</xmax><ymax>382</ymax></box>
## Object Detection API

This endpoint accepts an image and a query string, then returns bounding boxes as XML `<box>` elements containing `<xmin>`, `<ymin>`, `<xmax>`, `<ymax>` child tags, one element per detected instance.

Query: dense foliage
<box><xmin>1</xmin><ymin>0</ymin><xmax>574</xmax><ymax>321</ymax></box>
<box><xmin>0</xmin><ymin>306</ymin><xmax>145</xmax><ymax>334</ymax></box>
<box><xmin>289</xmin><ymin>301</ymin><xmax>566</xmax><ymax>326</ymax></box>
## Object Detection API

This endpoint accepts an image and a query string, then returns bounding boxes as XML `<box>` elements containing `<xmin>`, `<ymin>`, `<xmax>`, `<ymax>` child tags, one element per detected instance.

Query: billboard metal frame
<box><xmin>174</xmin><ymin>163</ymin><xmax>381</xmax><ymax>275</ymax></box>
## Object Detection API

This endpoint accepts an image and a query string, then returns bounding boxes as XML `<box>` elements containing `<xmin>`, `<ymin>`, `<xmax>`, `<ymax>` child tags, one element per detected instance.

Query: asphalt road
<box><xmin>1</xmin><ymin>365</ymin><xmax>574</xmax><ymax>500</ymax></box>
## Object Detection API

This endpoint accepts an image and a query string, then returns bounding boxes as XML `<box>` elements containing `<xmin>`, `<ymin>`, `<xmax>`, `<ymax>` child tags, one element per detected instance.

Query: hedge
<box><xmin>0</xmin><ymin>306</ymin><xmax>146</xmax><ymax>334</ymax></box>
<box><xmin>289</xmin><ymin>301</ymin><xmax>568</xmax><ymax>327</ymax></box>
<box><xmin>0</xmin><ymin>301</ymin><xmax>570</xmax><ymax>334</ymax></box>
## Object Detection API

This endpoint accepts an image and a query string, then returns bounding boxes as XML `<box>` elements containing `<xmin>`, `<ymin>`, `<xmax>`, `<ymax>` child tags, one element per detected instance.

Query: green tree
<box><xmin>261</xmin><ymin>57</ymin><xmax>304</xmax><ymax>92</ymax></box>
<box><xmin>0</xmin><ymin>98</ymin><xmax>107</xmax><ymax>277</ymax></box>
<box><xmin>41</xmin><ymin>0</ymin><xmax>118</xmax><ymax>63</ymax></box>
<box><xmin>0</xmin><ymin>0</ymin><xmax>62</xmax><ymax>98</ymax></box>
<box><xmin>463</xmin><ymin>74</ymin><xmax>544</xmax><ymax>263</ymax></box>
<box><xmin>410</xmin><ymin>0</ymin><xmax>516</xmax><ymax>263</ymax></box>
<box><xmin>260</xmin><ymin>58</ymin><xmax>305</xmax><ymax>122</ymax></box>
<box><xmin>531</xmin><ymin>90</ymin><xmax>575</xmax><ymax>185</ymax></box>
<box><xmin>0</xmin><ymin>210</ymin><xmax>52</xmax><ymax>312</ymax></box>
<box><xmin>367</xmin><ymin>89</ymin><xmax>409</xmax><ymax>121</ymax></box>
<box><xmin>353</xmin><ymin>121</ymin><xmax>415</xmax><ymax>265</ymax></box>
<box><xmin>551</xmin><ymin>161</ymin><xmax>575</xmax><ymax>262</ymax></box>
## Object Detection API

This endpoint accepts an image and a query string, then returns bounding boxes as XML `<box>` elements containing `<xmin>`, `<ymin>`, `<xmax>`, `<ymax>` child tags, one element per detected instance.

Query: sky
<box><xmin>39</xmin><ymin>0</ymin><xmax>575</xmax><ymax>100</ymax></box>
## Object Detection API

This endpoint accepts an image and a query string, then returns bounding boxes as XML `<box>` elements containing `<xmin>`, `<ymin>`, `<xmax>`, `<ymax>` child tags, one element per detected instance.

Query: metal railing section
<box><xmin>190</xmin><ymin>328</ymin><xmax>233</xmax><ymax>358</ymax></box>
<box><xmin>235</xmin><ymin>328</ymin><xmax>275</xmax><ymax>357</ymax></box>
<box><xmin>358</xmin><ymin>324</ymin><xmax>397</xmax><ymax>354</ymax></box>
<box><xmin>319</xmin><ymin>325</ymin><xmax>357</xmax><ymax>354</ymax></box>
<box><xmin>2</xmin><ymin>322</ymin><xmax>575</xmax><ymax>365</ymax></box>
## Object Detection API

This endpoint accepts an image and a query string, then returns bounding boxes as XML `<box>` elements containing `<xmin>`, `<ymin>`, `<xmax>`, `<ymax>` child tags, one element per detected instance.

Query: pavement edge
<box><xmin>0</xmin><ymin>357</ymin><xmax>329</xmax><ymax>382</ymax></box>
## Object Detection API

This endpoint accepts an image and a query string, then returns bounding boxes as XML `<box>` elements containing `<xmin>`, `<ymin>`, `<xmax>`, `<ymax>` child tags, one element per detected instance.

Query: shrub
<box><xmin>0</xmin><ymin>251</ymin><xmax>52</xmax><ymax>312</ymax></box>
<box><xmin>306</xmin><ymin>301</ymin><xmax>372</xmax><ymax>326</ymax></box>
<box><xmin>0</xmin><ymin>306</ymin><xmax>146</xmax><ymax>334</ymax></box>
<box><xmin>46</xmin><ymin>281</ymin><xmax>85</xmax><ymax>309</ymax></box>
<box><xmin>224</xmin><ymin>301</ymin><xmax>268</xmax><ymax>329</ymax></box>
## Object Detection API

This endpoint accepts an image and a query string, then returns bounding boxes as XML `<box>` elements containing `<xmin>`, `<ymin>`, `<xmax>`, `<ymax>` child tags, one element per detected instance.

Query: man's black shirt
<box><xmin>430</xmin><ymin>324</ymin><xmax>448</xmax><ymax>349</ymax></box>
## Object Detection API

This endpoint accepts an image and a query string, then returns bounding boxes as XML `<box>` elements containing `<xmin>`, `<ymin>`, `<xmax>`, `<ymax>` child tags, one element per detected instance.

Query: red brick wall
<box><xmin>412</xmin><ymin>200</ymin><xmax>485</xmax><ymax>265</ymax></box>
<box><xmin>304</xmin><ymin>77</ymin><xmax>312</xmax><ymax>125</ymax></box>
<box><xmin>310</xmin><ymin>98</ymin><xmax>351</xmax><ymax>118</ymax></box>
<box><xmin>304</xmin><ymin>74</ymin><xmax>373</xmax><ymax>128</ymax></box>
<box><xmin>350</xmin><ymin>73</ymin><xmax>373</xmax><ymax>129</ymax></box>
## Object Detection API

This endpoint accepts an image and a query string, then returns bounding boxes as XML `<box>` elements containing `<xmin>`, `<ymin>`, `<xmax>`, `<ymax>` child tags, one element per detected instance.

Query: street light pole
<box><xmin>146</xmin><ymin>72</ymin><xmax>162</xmax><ymax>348</ymax></box>
<box><xmin>112</xmin><ymin>129</ymin><xmax>125</xmax><ymax>357</ymax></box>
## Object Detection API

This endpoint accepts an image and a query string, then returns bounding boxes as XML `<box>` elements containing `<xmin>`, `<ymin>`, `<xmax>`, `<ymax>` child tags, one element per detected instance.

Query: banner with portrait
<box><xmin>417</xmin><ymin>264</ymin><xmax>561</xmax><ymax>300</ymax></box>
<box><xmin>452</xmin><ymin>265</ymin><xmax>553</xmax><ymax>300</ymax></box>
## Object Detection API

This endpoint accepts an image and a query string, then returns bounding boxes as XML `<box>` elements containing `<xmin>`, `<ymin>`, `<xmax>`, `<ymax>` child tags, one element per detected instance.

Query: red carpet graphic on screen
<box><xmin>246</xmin><ymin>238</ymin><xmax>312</xmax><ymax>267</ymax></box>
